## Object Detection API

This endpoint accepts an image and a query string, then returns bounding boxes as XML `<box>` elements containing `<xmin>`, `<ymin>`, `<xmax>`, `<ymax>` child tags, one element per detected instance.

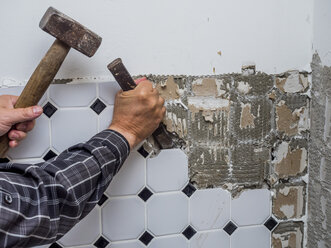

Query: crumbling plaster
<box><xmin>307</xmin><ymin>54</ymin><xmax>331</xmax><ymax>248</ymax></box>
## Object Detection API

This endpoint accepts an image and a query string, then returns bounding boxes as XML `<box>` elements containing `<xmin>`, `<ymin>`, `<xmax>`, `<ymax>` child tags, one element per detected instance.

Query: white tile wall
<box><xmin>0</xmin><ymin>84</ymin><xmax>276</xmax><ymax>248</ymax></box>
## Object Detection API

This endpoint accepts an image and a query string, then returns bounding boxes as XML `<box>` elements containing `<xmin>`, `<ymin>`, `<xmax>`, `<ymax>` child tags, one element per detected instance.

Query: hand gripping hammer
<box><xmin>0</xmin><ymin>7</ymin><xmax>102</xmax><ymax>157</ymax></box>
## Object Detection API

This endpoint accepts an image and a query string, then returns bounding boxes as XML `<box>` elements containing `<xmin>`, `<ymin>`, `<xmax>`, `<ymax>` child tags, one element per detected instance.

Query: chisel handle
<box><xmin>107</xmin><ymin>58</ymin><xmax>173</xmax><ymax>149</ymax></box>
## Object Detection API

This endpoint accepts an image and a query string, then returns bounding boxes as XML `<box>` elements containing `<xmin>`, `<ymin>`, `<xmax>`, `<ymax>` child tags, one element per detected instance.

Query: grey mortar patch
<box><xmin>307</xmin><ymin>53</ymin><xmax>331</xmax><ymax>247</ymax></box>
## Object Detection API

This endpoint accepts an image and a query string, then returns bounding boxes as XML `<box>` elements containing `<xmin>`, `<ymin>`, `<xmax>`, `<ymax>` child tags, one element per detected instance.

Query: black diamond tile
<box><xmin>90</xmin><ymin>98</ymin><xmax>107</xmax><ymax>115</ymax></box>
<box><xmin>0</xmin><ymin>158</ymin><xmax>10</xmax><ymax>163</ymax></box>
<box><xmin>94</xmin><ymin>236</ymin><xmax>110</xmax><ymax>248</ymax></box>
<box><xmin>98</xmin><ymin>194</ymin><xmax>108</xmax><ymax>206</ymax></box>
<box><xmin>137</xmin><ymin>146</ymin><xmax>149</xmax><ymax>158</ymax></box>
<box><xmin>43</xmin><ymin>102</ymin><xmax>57</xmax><ymax>118</ymax></box>
<box><xmin>139</xmin><ymin>231</ymin><xmax>154</xmax><ymax>246</ymax></box>
<box><xmin>43</xmin><ymin>150</ymin><xmax>58</xmax><ymax>161</ymax></box>
<box><xmin>223</xmin><ymin>221</ymin><xmax>237</xmax><ymax>235</ymax></box>
<box><xmin>182</xmin><ymin>183</ymin><xmax>197</xmax><ymax>197</ymax></box>
<box><xmin>49</xmin><ymin>243</ymin><xmax>63</xmax><ymax>248</ymax></box>
<box><xmin>138</xmin><ymin>187</ymin><xmax>153</xmax><ymax>202</ymax></box>
<box><xmin>182</xmin><ymin>225</ymin><xmax>197</xmax><ymax>240</ymax></box>
<box><xmin>264</xmin><ymin>216</ymin><xmax>278</xmax><ymax>231</ymax></box>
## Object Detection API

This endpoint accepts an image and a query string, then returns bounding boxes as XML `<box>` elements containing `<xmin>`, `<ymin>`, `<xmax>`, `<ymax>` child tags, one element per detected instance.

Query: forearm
<box><xmin>0</xmin><ymin>129</ymin><xmax>129</xmax><ymax>247</ymax></box>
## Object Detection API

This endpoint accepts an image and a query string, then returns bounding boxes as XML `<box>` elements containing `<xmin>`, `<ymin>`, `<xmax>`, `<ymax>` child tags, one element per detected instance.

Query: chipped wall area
<box><xmin>307</xmin><ymin>54</ymin><xmax>331</xmax><ymax>247</ymax></box>
<box><xmin>144</xmin><ymin>68</ymin><xmax>310</xmax><ymax>247</ymax></box>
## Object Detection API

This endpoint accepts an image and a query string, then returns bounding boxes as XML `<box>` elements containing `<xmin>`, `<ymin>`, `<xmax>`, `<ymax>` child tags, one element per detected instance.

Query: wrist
<box><xmin>108</xmin><ymin>124</ymin><xmax>138</xmax><ymax>149</ymax></box>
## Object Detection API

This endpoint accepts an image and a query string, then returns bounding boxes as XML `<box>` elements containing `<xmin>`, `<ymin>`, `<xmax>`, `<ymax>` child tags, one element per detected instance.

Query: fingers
<box><xmin>16</xmin><ymin>120</ymin><xmax>35</xmax><ymax>132</ymax></box>
<box><xmin>4</xmin><ymin>106</ymin><xmax>43</xmax><ymax>125</ymax></box>
<box><xmin>135</xmin><ymin>80</ymin><xmax>154</xmax><ymax>92</ymax></box>
<box><xmin>9</xmin><ymin>95</ymin><xmax>19</xmax><ymax>106</ymax></box>
<box><xmin>9</xmin><ymin>140</ymin><xmax>19</xmax><ymax>148</ymax></box>
<box><xmin>8</xmin><ymin>130</ymin><xmax>27</xmax><ymax>143</ymax></box>
<box><xmin>134</xmin><ymin>77</ymin><xmax>147</xmax><ymax>85</ymax></box>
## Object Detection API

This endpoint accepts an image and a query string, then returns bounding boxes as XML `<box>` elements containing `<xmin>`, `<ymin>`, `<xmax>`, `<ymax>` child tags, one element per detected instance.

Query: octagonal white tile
<box><xmin>231</xmin><ymin>226</ymin><xmax>270</xmax><ymax>248</ymax></box>
<box><xmin>102</xmin><ymin>197</ymin><xmax>145</xmax><ymax>241</ymax></box>
<box><xmin>190</xmin><ymin>230</ymin><xmax>230</xmax><ymax>248</ymax></box>
<box><xmin>149</xmin><ymin>235</ymin><xmax>188</xmax><ymax>248</ymax></box>
<box><xmin>0</xmin><ymin>86</ymin><xmax>47</xmax><ymax>106</ymax></box>
<box><xmin>147</xmin><ymin>149</ymin><xmax>188</xmax><ymax>192</ymax></box>
<box><xmin>147</xmin><ymin>192</ymin><xmax>188</xmax><ymax>236</ymax></box>
<box><xmin>49</xmin><ymin>83</ymin><xmax>96</xmax><ymax>107</ymax></box>
<box><xmin>58</xmin><ymin>207</ymin><xmax>100</xmax><ymax>247</ymax></box>
<box><xmin>7</xmin><ymin>115</ymin><xmax>50</xmax><ymax>159</ymax></box>
<box><xmin>231</xmin><ymin>189</ymin><xmax>271</xmax><ymax>226</ymax></box>
<box><xmin>111</xmin><ymin>241</ymin><xmax>145</xmax><ymax>248</ymax></box>
<box><xmin>98</xmin><ymin>106</ymin><xmax>114</xmax><ymax>131</ymax></box>
<box><xmin>51</xmin><ymin>109</ymin><xmax>97</xmax><ymax>153</ymax></box>
<box><xmin>98</xmin><ymin>82</ymin><xmax>121</xmax><ymax>105</ymax></box>
<box><xmin>190</xmin><ymin>188</ymin><xmax>231</xmax><ymax>231</ymax></box>
<box><xmin>106</xmin><ymin>151</ymin><xmax>145</xmax><ymax>196</ymax></box>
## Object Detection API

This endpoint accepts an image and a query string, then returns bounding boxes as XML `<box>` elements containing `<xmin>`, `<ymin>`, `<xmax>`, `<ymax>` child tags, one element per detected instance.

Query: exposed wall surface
<box><xmin>1</xmin><ymin>1</ymin><xmax>329</xmax><ymax>247</ymax></box>
<box><xmin>0</xmin><ymin>0</ymin><xmax>313</xmax><ymax>81</ymax></box>
<box><xmin>308</xmin><ymin>54</ymin><xmax>331</xmax><ymax>248</ymax></box>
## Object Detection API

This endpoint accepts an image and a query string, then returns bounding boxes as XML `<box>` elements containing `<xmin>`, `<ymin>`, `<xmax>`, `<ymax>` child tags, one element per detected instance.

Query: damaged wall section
<box><xmin>307</xmin><ymin>54</ymin><xmax>331</xmax><ymax>247</ymax></box>
<box><xmin>145</xmin><ymin>68</ymin><xmax>310</xmax><ymax>247</ymax></box>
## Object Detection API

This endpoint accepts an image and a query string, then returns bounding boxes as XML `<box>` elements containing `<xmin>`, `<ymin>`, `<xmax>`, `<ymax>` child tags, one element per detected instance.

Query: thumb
<box><xmin>4</xmin><ymin>106</ymin><xmax>43</xmax><ymax>125</ymax></box>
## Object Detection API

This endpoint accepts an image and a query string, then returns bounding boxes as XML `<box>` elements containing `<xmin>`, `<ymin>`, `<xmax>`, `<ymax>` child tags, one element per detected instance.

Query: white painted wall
<box><xmin>313</xmin><ymin>0</ymin><xmax>331</xmax><ymax>66</ymax></box>
<box><xmin>0</xmin><ymin>0</ymin><xmax>313</xmax><ymax>83</ymax></box>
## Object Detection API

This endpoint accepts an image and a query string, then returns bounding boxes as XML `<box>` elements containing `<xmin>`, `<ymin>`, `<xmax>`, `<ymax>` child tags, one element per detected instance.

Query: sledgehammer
<box><xmin>0</xmin><ymin>7</ymin><xmax>102</xmax><ymax>157</ymax></box>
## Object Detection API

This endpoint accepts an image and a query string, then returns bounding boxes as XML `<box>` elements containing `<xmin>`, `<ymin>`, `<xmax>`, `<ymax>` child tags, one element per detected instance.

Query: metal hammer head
<box><xmin>39</xmin><ymin>7</ymin><xmax>102</xmax><ymax>57</ymax></box>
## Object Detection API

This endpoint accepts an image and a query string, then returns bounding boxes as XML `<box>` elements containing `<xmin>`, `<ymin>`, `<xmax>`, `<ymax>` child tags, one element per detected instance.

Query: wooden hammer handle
<box><xmin>0</xmin><ymin>39</ymin><xmax>70</xmax><ymax>158</ymax></box>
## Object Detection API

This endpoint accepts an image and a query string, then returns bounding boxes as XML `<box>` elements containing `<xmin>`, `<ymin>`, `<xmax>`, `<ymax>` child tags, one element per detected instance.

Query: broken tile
<box><xmin>272</xmin><ymin>222</ymin><xmax>303</xmax><ymax>248</ymax></box>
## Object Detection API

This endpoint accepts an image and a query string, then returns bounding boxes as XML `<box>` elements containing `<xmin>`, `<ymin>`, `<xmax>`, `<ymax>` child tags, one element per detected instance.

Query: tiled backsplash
<box><xmin>0</xmin><ymin>83</ymin><xmax>277</xmax><ymax>248</ymax></box>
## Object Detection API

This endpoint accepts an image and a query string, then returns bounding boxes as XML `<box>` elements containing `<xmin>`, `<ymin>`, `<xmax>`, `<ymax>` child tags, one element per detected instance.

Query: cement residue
<box><xmin>307</xmin><ymin>53</ymin><xmax>331</xmax><ymax>247</ymax></box>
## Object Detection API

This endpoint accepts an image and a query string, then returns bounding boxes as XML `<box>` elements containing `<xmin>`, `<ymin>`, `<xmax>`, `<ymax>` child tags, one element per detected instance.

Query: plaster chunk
<box><xmin>273</xmin><ymin>185</ymin><xmax>305</xmax><ymax>220</ymax></box>
<box><xmin>237</xmin><ymin>81</ymin><xmax>252</xmax><ymax>94</ymax></box>
<box><xmin>240</xmin><ymin>103</ymin><xmax>255</xmax><ymax>129</ymax></box>
<box><xmin>188</xmin><ymin>97</ymin><xmax>229</xmax><ymax>111</ymax></box>
<box><xmin>276</xmin><ymin>71</ymin><xmax>308</xmax><ymax>93</ymax></box>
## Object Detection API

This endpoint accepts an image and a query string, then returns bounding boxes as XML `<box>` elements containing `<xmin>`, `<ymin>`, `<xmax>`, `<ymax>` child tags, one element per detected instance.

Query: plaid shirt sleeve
<box><xmin>0</xmin><ymin>129</ymin><xmax>130</xmax><ymax>248</ymax></box>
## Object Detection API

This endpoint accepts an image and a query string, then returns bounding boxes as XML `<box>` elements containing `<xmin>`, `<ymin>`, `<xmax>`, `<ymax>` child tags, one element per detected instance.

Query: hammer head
<box><xmin>39</xmin><ymin>7</ymin><xmax>102</xmax><ymax>57</ymax></box>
